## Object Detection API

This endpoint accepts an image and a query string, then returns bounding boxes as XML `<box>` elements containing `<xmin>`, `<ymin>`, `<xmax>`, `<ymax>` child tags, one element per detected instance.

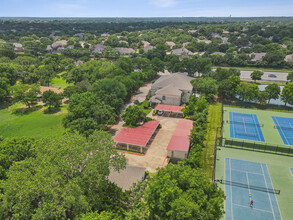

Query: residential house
<box><xmin>101</xmin><ymin>33</ymin><xmax>110</xmax><ymax>38</ymax></box>
<box><xmin>171</xmin><ymin>47</ymin><xmax>194</xmax><ymax>58</ymax></box>
<box><xmin>165</xmin><ymin>41</ymin><xmax>176</xmax><ymax>48</ymax></box>
<box><xmin>13</xmin><ymin>43</ymin><xmax>24</xmax><ymax>52</ymax></box>
<box><xmin>223</xmin><ymin>30</ymin><xmax>230</xmax><ymax>34</ymax></box>
<box><xmin>47</xmin><ymin>40</ymin><xmax>67</xmax><ymax>53</ymax></box>
<box><xmin>250</xmin><ymin>53</ymin><xmax>266</xmax><ymax>62</ymax></box>
<box><xmin>144</xmin><ymin>45</ymin><xmax>155</xmax><ymax>53</ymax></box>
<box><xmin>211</xmin><ymin>52</ymin><xmax>225</xmax><ymax>56</ymax></box>
<box><xmin>115</xmin><ymin>47</ymin><xmax>135</xmax><ymax>56</ymax></box>
<box><xmin>90</xmin><ymin>44</ymin><xmax>106</xmax><ymax>54</ymax></box>
<box><xmin>188</xmin><ymin>30</ymin><xmax>197</xmax><ymax>33</ymax></box>
<box><xmin>285</xmin><ymin>54</ymin><xmax>293</xmax><ymax>65</ymax></box>
<box><xmin>150</xmin><ymin>73</ymin><xmax>193</xmax><ymax>106</ymax></box>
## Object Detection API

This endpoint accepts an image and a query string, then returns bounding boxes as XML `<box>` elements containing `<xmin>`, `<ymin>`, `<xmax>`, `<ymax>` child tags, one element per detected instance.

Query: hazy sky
<box><xmin>1</xmin><ymin>0</ymin><xmax>293</xmax><ymax>17</ymax></box>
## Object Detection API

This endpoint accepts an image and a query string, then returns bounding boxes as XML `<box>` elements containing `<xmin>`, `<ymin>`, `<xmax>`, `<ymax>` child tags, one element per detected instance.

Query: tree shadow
<box><xmin>12</xmin><ymin>105</ymin><xmax>43</xmax><ymax>116</ymax></box>
<box><xmin>43</xmin><ymin>107</ymin><xmax>61</xmax><ymax>114</ymax></box>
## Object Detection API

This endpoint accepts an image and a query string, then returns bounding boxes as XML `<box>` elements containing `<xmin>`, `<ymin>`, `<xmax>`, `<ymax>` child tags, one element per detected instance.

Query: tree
<box><xmin>122</xmin><ymin>105</ymin><xmax>146</xmax><ymax>127</ymax></box>
<box><xmin>145</xmin><ymin>164</ymin><xmax>225</xmax><ymax>220</ymax></box>
<box><xmin>0</xmin><ymin>137</ymin><xmax>35</xmax><ymax>180</ymax></box>
<box><xmin>250</xmin><ymin>70</ymin><xmax>264</xmax><ymax>83</ymax></box>
<box><xmin>0</xmin><ymin>77</ymin><xmax>10</xmax><ymax>103</ymax></box>
<box><xmin>63</xmin><ymin>85</ymin><xmax>84</xmax><ymax>98</ymax></box>
<box><xmin>0</xmin><ymin>132</ymin><xmax>126</xmax><ymax>219</ymax></box>
<box><xmin>11</xmin><ymin>84</ymin><xmax>40</xmax><ymax>108</ymax></box>
<box><xmin>247</xmin><ymin>84</ymin><xmax>260</xmax><ymax>102</ymax></box>
<box><xmin>280</xmin><ymin>83</ymin><xmax>293</xmax><ymax>106</ymax></box>
<box><xmin>237</xmin><ymin>82</ymin><xmax>250</xmax><ymax>101</ymax></box>
<box><xmin>265</xmin><ymin>84</ymin><xmax>280</xmax><ymax>104</ymax></box>
<box><xmin>287</xmin><ymin>72</ymin><xmax>293</xmax><ymax>82</ymax></box>
<box><xmin>218</xmin><ymin>75</ymin><xmax>240</xmax><ymax>98</ymax></box>
<box><xmin>191</xmin><ymin>77</ymin><xmax>218</xmax><ymax>100</ymax></box>
<box><xmin>63</xmin><ymin>92</ymin><xmax>116</xmax><ymax>136</ymax></box>
<box><xmin>42</xmin><ymin>90</ymin><xmax>61</xmax><ymax>110</ymax></box>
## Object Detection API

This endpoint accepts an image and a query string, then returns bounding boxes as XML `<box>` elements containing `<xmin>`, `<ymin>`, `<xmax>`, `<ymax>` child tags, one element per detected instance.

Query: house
<box><xmin>250</xmin><ymin>53</ymin><xmax>266</xmax><ymax>62</ymax></box>
<box><xmin>221</xmin><ymin>37</ymin><xmax>230</xmax><ymax>44</ymax></box>
<box><xmin>171</xmin><ymin>47</ymin><xmax>194</xmax><ymax>58</ymax></box>
<box><xmin>144</xmin><ymin>45</ymin><xmax>155</xmax><ymax>53</ymax></box>
<box><xmin>13</xmin><ymin>43</ymin><xmax>24</xmax><ymax>52</ymax></box>
<box><xmin>115</xmin><ymin>47</ymin><xmax>135</xmax><ymax>56</ymax></box>
<box><xmin>47</xmin><ymin>40</ymin><xmax>67</xmax><ymax>53</ymax></box>
<box><xmin>101</xmin><ymin>33</ymin><xmax>110</xmax><ymax>38</ymax></box>
<box><xmin>75</xmin><ymin>60</ymin><xmax>84</xmax><ymax>66</ymax></box>
<box><xmin>141</xmin><ymin>40</ymin><xmax>150</xmax><ymax>47</ymax></box>
<box><xmin>150</xmin><ymin>73</ymin><xmax>193</xmax><ymax>106</ymax></box>
<box><xmin>285</xmin><ymin>54</ymin><xmax>293</xmax><ymax>65</ymax></box>
<box><xmin>188</xmin><ymin>30</ymin><xmax>197</xmax><ymax>33</ymax></box>
<box><xmin>90</xmin><ymin>44</ymin><xmax>106</xmax><ymax>54</ymax></box>
<box><xmin>223</xmin><ymin>30</ymin><xmax>230</xmax><ymax>34</ymax></box>
<box><xmin>165</xmin><ymin>41</ymin><xmax>176</xmax><ymax>48</ymax></box>
<box><xmin>197</xmin><ymin>39</ymin><xmax>212</xmax><ymax>44</ymax></box>
<box><xmin>73</xmin><ymin>33</ymin><xmax>84</xmax><ymax>38</ymax></box>
<box><xmin>211</xmin><ymin>52</ymin><xmax>225</xmax><ymax>56</ymax></box>
<box><xmin>108</xmin><ymin>164</ymin><xmax>146</xmax><ymax>191</ymax></box>
<box><xmin>119</xmin><ymin>40</ymin><xmax>129</xmax><ymax>45</ymax></box>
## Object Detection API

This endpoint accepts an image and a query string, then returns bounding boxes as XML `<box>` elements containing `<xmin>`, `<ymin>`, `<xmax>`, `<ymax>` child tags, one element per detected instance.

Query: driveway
<box><xmin>123</xmin><ymin>117</ymin><xmax>180</xmax><ymax>173</ymax></box>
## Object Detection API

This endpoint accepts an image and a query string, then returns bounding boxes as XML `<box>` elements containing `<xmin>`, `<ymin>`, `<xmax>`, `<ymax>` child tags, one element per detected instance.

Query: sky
<box><xmin>1</xmin><ymin>0</ymin><xmax>293</xmax><ymax>17</ymax></box>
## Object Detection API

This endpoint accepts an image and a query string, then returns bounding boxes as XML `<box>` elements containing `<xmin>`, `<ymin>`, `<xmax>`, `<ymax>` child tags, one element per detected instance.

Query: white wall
<box><xmin>167</xmin><ymin>150</ymin><xmax>188</xmax><ymax>160</ymax></box>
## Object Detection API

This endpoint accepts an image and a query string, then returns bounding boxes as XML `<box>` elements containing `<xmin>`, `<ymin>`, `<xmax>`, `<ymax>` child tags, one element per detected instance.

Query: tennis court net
<box><xmin>274</xmin><ymin>125</ymin><xmax>293</xmax><ymax>131</ymax></box>
<box><xmin>215</xmin><ymin>179</ymin><xmax>280</xmax><ymax>194</ymax></box>
<box><xmin>227</xmin><ymin>120</ymin><xmax>264</xmax><ymax>127</ymax></box>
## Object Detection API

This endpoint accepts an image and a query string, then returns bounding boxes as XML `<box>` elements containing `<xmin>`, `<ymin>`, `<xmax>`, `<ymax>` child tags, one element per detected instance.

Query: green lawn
<box><xmin>201</xmin><ymin>102</ymin><xmax>222</xmax><ymax>179</ymax></box>
<box><xmin>0</xmin><ymin>103</ymin><xmax>67</xmax><ymax>138</ymax></box>
<box><xmin>50</xmin><ymin>76</ymin><xmax>72</xmax><ymax>89</ymax></box>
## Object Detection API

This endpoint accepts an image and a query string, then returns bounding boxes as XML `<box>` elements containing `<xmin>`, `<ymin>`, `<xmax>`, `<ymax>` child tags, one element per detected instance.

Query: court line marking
<box><xmin>230</xmin><ymin>168</ymin><xmax>264</xmax><ymax>176</ymax></box>
<box><xmin>246</xmin><ymin>172</ymin><xmax>251</xmax><ymax>195</ymax></box>
<box><xmin>261</xmin><ymin>164</ymin><xmax>276</xmax><ymax>220</ymax></box>
<box><xmin>265</xmin><ymin>164</ymin><xmax>283</xmax><ymax>220</ymax></box>
<box><xmin>252</xmin><ymin>114</ymin><xmax>262</xmax><ymax>141</ymax></box>
<box><xmin>229</xmin><ymin>158</ymin><xmax>234</xmax><ymax>220</ymax></box>
<box><xmin>274</xmin><ymin>117</ymin><xmax>289</xmax><ymax>145</ymax></box>
<box><xmin>233</xmin><ymin>203</ymin><xmax>273</xmax><ymax>214</ymax></box>
<box><xmin>231</xmin><ymin>112</ymin><xmax>235</xmax><ymax>138</ymax></box>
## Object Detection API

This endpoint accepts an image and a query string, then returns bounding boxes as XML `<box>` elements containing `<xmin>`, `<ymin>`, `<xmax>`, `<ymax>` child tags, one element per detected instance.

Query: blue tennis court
<box><xmin>290</xmin><ymin>168</ymin><xmax>293</xmax><ymax>176</ymax></box>
<box><xmin>224</xmin><ymin>158</ymin><xmax>282</xmax><ymax>220</ymax></box>
<box><xmin>272</xmin><ymin>116</ymin><xmax>293</xmax><ymax>146</ymax></box>
<box><xmin>229</xmin><ymin>112</ymin><xmax>265</xmax><ymax>142</ymax></box>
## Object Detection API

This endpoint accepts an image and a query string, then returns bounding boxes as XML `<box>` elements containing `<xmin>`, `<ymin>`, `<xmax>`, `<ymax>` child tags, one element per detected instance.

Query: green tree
<box><xmin>280</xmin><ymin>83</ymin><xmax>293</xmax><ymax>106</ymax></box>
<box><xmin>145</xmin><ymin>164</ymin><xmax>225</xmax><ymax>220</ymax></box>
<box><xmin>265</xmin><ymin>84</ymin><xmax>280</xmax><ymax>104</ymax></box>
<box><xmin>250</xmin><ymin>70</ymin><xmax>264</xmax><ymax>83</ymax></box>
<box><xmin>247</xmin><ymin>84</ymin><xmax>260</xmax><ymax>102</ymax></box>
<box><xmin>191</xmin><ymin>77</ymin><xmax>218</xmax><ymax>100</ymax></box>
<box><xmin>0</xmin><ymin>77</ymin><xmax>10</xmax><ymax>103</ymax></box>
<box><xmin>0</xmin><ymin>132</ymin><xmax>126</xmax><ymax>219</ymax></box>
<box><xmin>42</xmin><ymin>90</ymin><xmax>61</xmax><ymax>110</ymax></box>
<box><xmin>0</xmin><ymin>137</ymin><xmax>35</xmax><ymax>180</ymax></box>
<box><xmin>122</xmin><ymin>105</ymin><xmax>146</xmax><ymax>127</ymax></box>
<box><xmin>287</xmin><ymin>72</ymin><xmax>293</xmax><ymax>82</ymax></box>
<box><xmin>63</xmin><ymin>85</ymin><xmax>83</xmax><ymax>98</ymax></box>
<box><xmin>11</xmin><ymin>84</ymin><xmax>40</xmax><ymax>108</ymax></box>
<box><xmin>237</xmin><ymin>82</ymin><xmax>250</xmax><ymax>101</ymax></box>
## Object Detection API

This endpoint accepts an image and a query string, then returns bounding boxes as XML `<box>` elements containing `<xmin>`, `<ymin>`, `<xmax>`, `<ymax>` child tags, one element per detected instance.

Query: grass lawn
<box><xmin>0</xmin><ymin>103</ymin><xmax>67</xmax><ymax>138</ymax></box>
<box><xmin>50</xmin><ymin>76</ymin><xmax>72</xmax><ymax>89</ymax></box>
<box><xmin>213</xmin><ymin>66</ymin><xmax>293</xmax><ymax>73</ymax></box>
<box><xmin>201</xmin><ymin>102</ymin><xmax>222</xmax><ymax>180</ymax></box>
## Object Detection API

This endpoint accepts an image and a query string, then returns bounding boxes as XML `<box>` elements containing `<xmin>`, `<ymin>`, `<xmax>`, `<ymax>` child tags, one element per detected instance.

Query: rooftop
<box><xmin>155</xmin><ymin>104</ymin><xmax>183</xmax><ymax>113</ymax></box>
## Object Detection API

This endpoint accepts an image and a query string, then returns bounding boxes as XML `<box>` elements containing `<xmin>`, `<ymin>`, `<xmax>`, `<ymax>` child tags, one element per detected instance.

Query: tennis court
<box><xmin>223</xmin><ymin>158</ymin><xmax>282</xmax><ymax>220</ymax></box>
<box><xmin>272</xmin><ymin>116</ymin><xmax>293</xmax><ymax>146</ymax></box>
<box><xmin>229</xmin><ymin>112</ymin><xmax>265</xmax><ymax>142</ymax></box>
<box><xmin>290</xmin><ymin>168</ymin><xmax>293</xmax><ymax>176</ymax></box>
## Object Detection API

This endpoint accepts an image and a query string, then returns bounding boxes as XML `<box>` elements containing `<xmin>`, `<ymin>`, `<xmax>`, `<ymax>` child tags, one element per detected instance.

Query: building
<box><xmin>13</xmin><ymin>43</ymin><xmax>24</xmax><ymax>52</ymax></box>
<box><xmin>115</xmin><ymin>47</ymin><xmax>135</xmax><ymax>56</ymax></box>
<box><xmin>285</xmin><ymin>54</ymin><xmax>293</xmax><ymax>65</ymax></box>
<box><xmin>114</xmin><ymin>120</ymin><xmax>160</xmax><ymax>153</ymax></box>
<box><xmin>108</xmin><ymin>164</ymin><xmax>146</xmax><ymax>191</ymax></box>
<box><xmin>150</xmin><ymin>73</ymin><xmax>193</xmax><ymax>106</ymax></box>
<box><xmin>165</xmin><ymin>41</ymin><xmax>176</xmax><ymax>48</ymax></box>
<box><xmin>167</xmin><ymin>119</ymin><xmax>193</xmax><ymax>161</ymax></box>
<box><xmin>211</xmin><ymin>52</ymin><xmax>225</xmax><ymax>56</ymax></box>
<box><xmin>250</xmin><ymin>53</ymin><xmax>266</xmax><ymax>62</ymax></box>
<box><xmin>171</xmin><ymin>47</ymin><xmax>194</xmax><ymax>58</ymax></box>
<box><xmin>46</xmin><ymin>40</ymin><xmax>67</xmax><ymax>53</ymax></box>
<box><xmin>154</xmin><ymin>104</ymin><xmax>184</xmax><ymax>118</ymax></box>
<box><xmin>144</xmin><ymin>45</ymin><xmax>155</xmax><ymax>53</ymax></box>
<box><xmin>90</xmin><ymin>44</ymin><xmax>106</xmax><ymax>54</ymax></box>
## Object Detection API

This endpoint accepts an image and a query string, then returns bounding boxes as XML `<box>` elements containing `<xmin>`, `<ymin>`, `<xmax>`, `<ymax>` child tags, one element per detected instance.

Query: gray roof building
<box><xmin>108</xmin><ymin>164</ymin><xmax>146</xmax><ymax>191</ymax></box>
<box><xmin>250</xmin><ymin>53</ymin><xmax>266</xmax><ymax>62</ymax></box>
<box><xmin>171</xmin><ymin>47</ymin><xmax>194</xmax><ymax>57</ymax></box>
<box><xmin>150</xmin><ymin>73</ymin><xmax>193</xmax><ymax>106</ymax></box>
<box><xmin>144</xmin><ymin>45</ymin><xmax>155</xmax><ymax>52</ymax></box>
<box><xmin>115</xmin><ymin>47</ymin><xmax>135</xmax><ymax>56</ymax></box>
<box><xmin>285</xmin><ymin>54</ymin><xmax>293</xmax><ymax>65</ymax></box>
<box><xmin>90</xmin><ymin>44</ymin><xmax>106</xmax><ymax>54</ymax></box>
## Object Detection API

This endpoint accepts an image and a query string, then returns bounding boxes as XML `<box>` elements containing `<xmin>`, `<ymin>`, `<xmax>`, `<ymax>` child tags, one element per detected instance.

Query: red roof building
<box><xmin>167</xmin><ymin>119</ymin><xmax>193</xmax><ymax>160</ymax></box>
<box><xmin>114</xmin><ymin>120</ymin><xmax>160</xmax><ymax>153</ymax></box>
<box><xmin>155</xmin><ymin>104</ymin><xmax>183</xmax><ymax>113</ymax></box>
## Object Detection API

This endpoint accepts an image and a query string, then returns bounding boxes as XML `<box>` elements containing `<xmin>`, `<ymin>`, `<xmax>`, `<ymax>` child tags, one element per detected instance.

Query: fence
<box><xmin>222</xmin><ymin>138</ymin><xmax>293</xmax><ymax>156</ymax></box>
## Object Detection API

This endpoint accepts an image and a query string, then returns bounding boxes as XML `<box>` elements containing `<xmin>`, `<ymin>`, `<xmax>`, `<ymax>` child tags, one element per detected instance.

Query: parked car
<box><xmin>268</xmin><ymin>74</ymin><xmax>277</xmax><ymax>78</ymax></box>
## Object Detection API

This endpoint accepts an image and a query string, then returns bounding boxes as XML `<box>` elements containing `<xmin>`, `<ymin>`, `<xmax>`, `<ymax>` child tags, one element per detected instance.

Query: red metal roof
<box><xmin>167</xmin><ymin>136</ymin><xmax>190</xmax><ymax>152</ymax></box>
<box><xmin>155</xmin><ymin>104</ymin><xmax>183</xmax><ymax>113</ymax></box>
<box><xmin>114</xmin><ymin>120</ymin><xmax>160</xmax><ymax>147</ymax></box>
<box><xmin>167</xmin><ymin>119</ymin><xmax>193</xmax><ymax>152</ymax></box>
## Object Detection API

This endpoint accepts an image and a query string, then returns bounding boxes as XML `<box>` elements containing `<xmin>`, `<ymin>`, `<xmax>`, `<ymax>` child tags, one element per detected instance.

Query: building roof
<box><xmin>155</xmin><ymin>104</ymin><xmax>183</xmax><ymax>113</ymax></box>
<box><xmin>108</xmin><ymin>164</ymin><xmax>146</xmax><ymax>191</ymax></box>
<box><xmin>171</xmin><ymin>47</ymin><xmax>194</xmax><ymax>56</ymax></box>
<box><xmin>285</xmin><ymin>54</ymin><xmax>293</xmax><ymax>64</ymax></box>
<box><xmin>165</xmin><ymin>41</ymin><xmax>176</xmax><ymax>47</ymax></box>
<box><xmin>114</xmin><ymin>120</ymin><xmax>160</xmax><ymax>147</ymax></box>
<box><xmin>155</xmin><ymin>85</ymin><xmax>182</xmax><ymax>96</ymax></box>
<box><xmin>144</xmin><ymin>45</ymin><xmax>155</xmax><ymax>52</ymax></box>
<box><xmin>167</xmin><ymin>119</ymin><xmax>193</xmax><ymax>152</ymax></box>
<box><xmin>91</xmin><ymin>44</ymin><xmax>106</xmax><ymax>53</ymax></box>
<box><xmin>51</xmin><ymin>40</ymin><xmax>67</xmax><ymax>49</ymax></box>
<box><xmin>211</xmin><ymin>52</ymin><xmax>225</xmax><ymax>56</ymax></box>
<box><xmin>250</xmin><ymin>53</ymin><xmax>266</xmax><ymax>62</ymax></box>
<box><xmin>152</xmin><ymin>73</ymin><xmax>193</xmax><ymax>92</ymax></box>
<box><xmin>13</xmin><ymin>43</ymin><xmax>22</xmax><ymax>48</ymax></box>
<box><xmin>115</xmin><ymin>47</ymin><xmax>135</xmax><ymax>54</ymax></box>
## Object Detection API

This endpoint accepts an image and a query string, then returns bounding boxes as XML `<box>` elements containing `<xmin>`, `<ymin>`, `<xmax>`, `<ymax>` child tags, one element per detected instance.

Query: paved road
<box><xmin>240</xmin><ymin>71</ymin><xmax>288</xmax><ymax>82</ymax></box>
